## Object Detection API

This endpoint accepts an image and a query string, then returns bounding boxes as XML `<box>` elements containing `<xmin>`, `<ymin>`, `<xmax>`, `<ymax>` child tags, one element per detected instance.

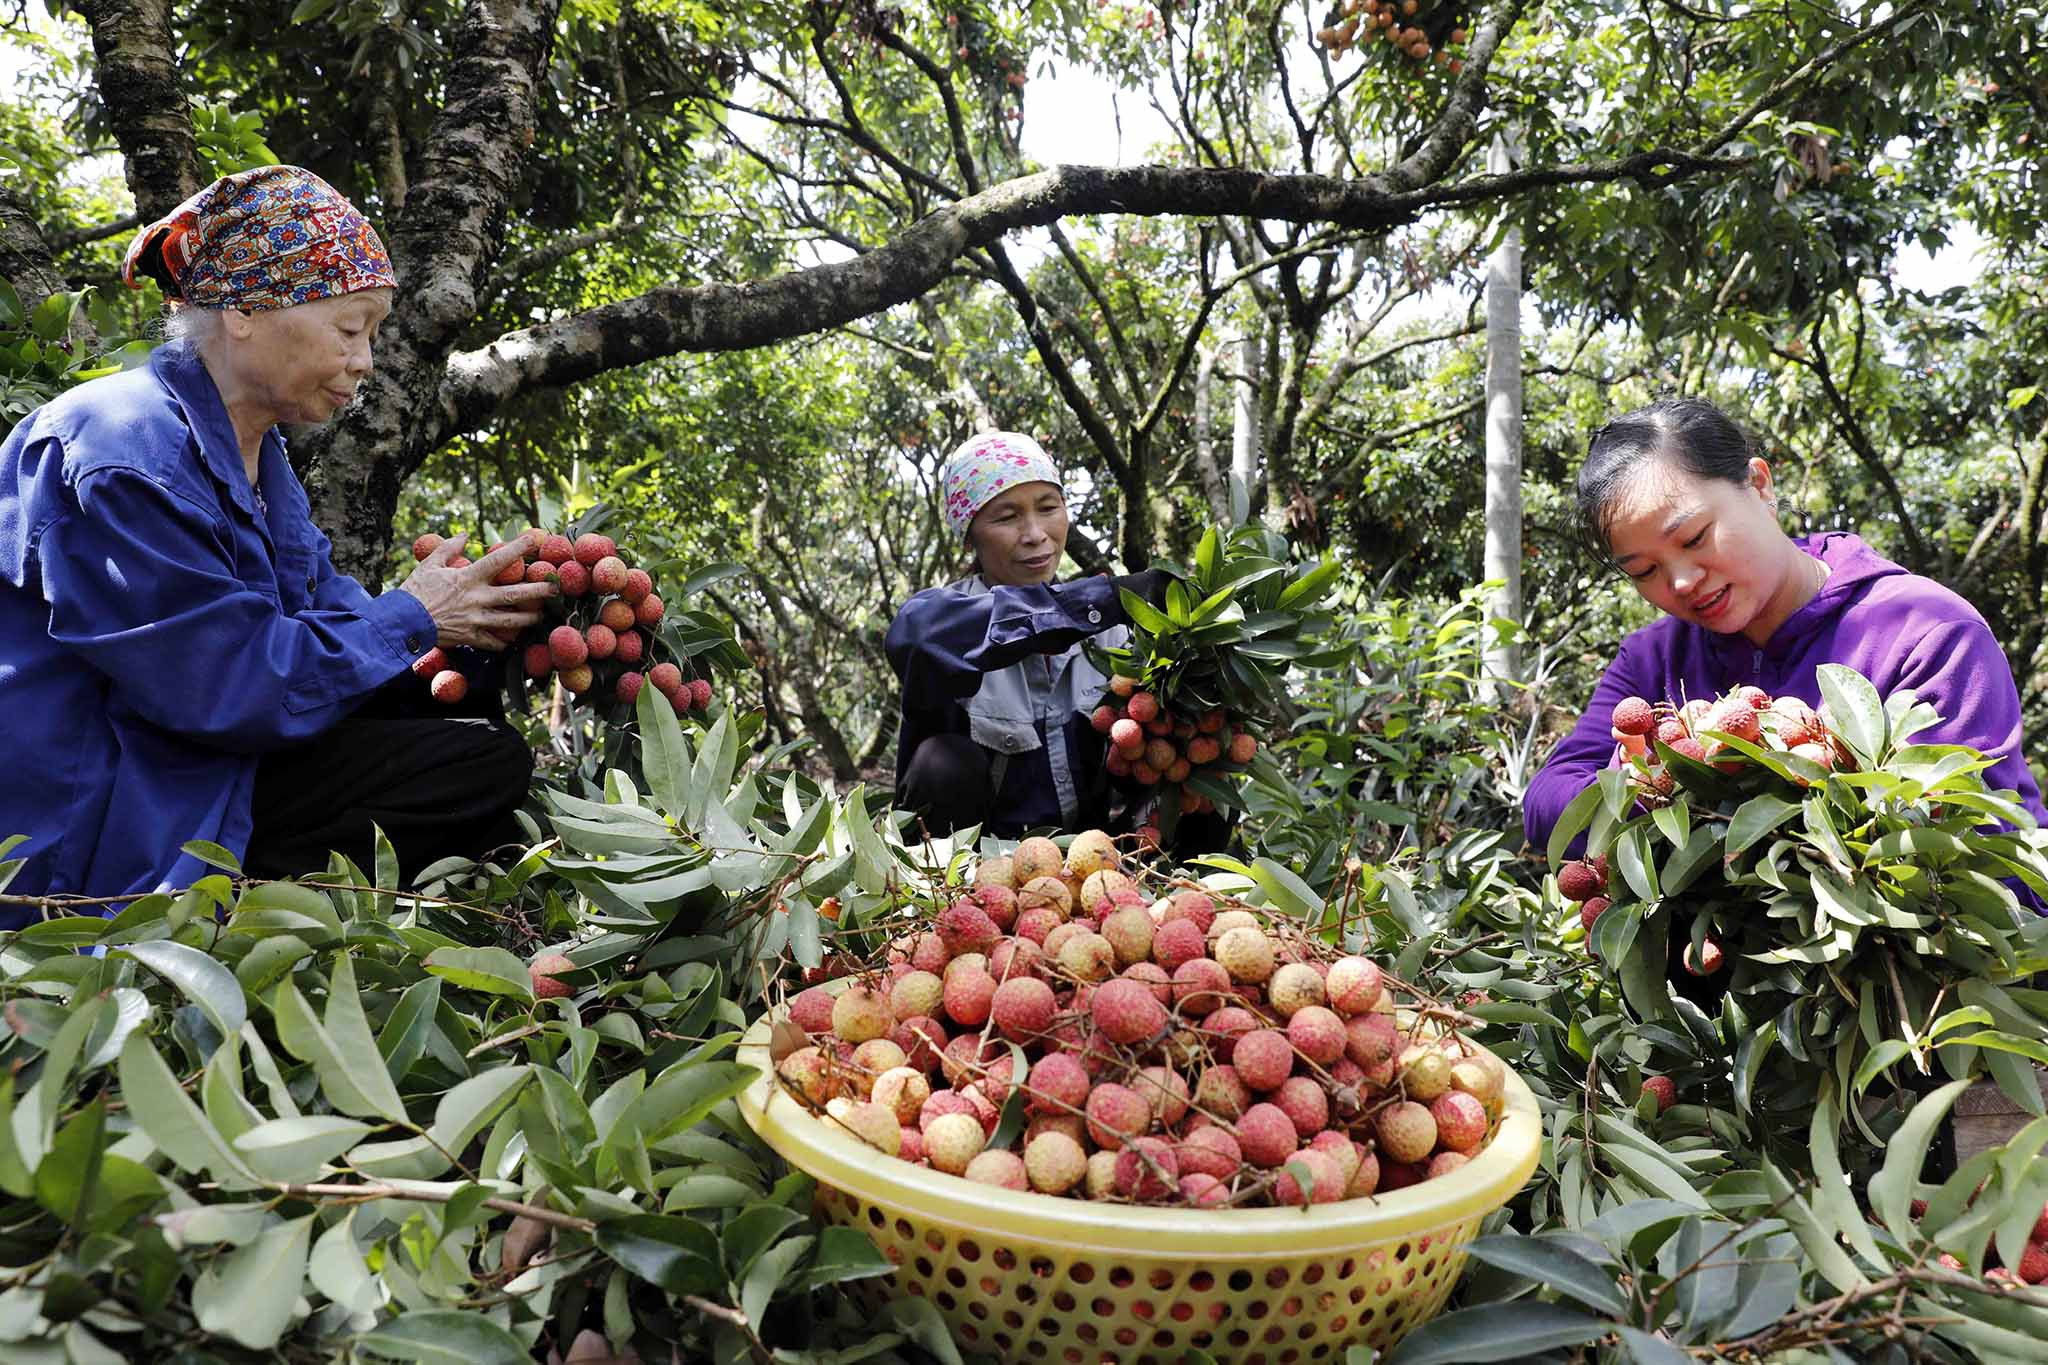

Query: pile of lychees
<box><xmin>408</xmin><ymin>528</ymin><xmax>714</xmax><ymax>714</ymax></box>
<box><xmin>773</xmin><ymin>831</ymin><xmax>1507</xmax><ymax>1208</ymax></box>
<box><xmin>1092</xmin><ymin>676</ymin><xmax>1258</xmax><ymax>840</ymax></box>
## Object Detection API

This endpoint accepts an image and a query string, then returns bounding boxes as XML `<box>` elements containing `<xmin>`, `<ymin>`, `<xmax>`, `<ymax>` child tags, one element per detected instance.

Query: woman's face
<box><xmin>1603</xmin><ymin>454</ymin><xmax>1799</xmax><ymax>638</ymax></box>
<box><xmin>969</xmin><ymin>481</ymin><xmax>1069</xmax><ymax>587</ymax></box>
<box><xmin>232</xmin><ymin>289</ymin><xmax>393</xmax><ymax>425</ymax></box>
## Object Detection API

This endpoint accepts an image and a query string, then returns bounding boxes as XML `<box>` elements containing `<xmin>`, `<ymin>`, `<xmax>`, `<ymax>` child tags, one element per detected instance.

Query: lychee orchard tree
<box><xmin>8</xmin><ymin>0</ymin><xmax>2000</xmax><ymax>582</ymax></box>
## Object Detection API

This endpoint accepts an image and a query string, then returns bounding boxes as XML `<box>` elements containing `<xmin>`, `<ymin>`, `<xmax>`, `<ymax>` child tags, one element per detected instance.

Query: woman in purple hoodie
<box><xmin>1524</xmin><ymin>396</ymin><xmax>2046</xmax><ymax>852</ymax></box>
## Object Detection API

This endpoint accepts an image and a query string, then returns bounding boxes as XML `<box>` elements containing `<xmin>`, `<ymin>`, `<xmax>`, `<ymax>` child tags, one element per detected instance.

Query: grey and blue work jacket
<box><xmin>885</xmin><ymin>573</ymin><xmax>1133</xmax><ymax>834</ymax></box>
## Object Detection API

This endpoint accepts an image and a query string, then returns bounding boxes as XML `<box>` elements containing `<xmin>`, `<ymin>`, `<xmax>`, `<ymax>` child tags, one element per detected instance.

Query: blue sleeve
<box><xmin>36</xmin><ymin>465</ymin><xmax>436</xmax><ymax>752</ymax></box>
<box><xmin>887</xmin><ymin>577</ymin><xmax>1128</xmax><ymax>707</ymax></box>
<box><xmin>1524</xmin><ymin>635</ymin><xmax>1653</xmax><ymax>854</ymax></box>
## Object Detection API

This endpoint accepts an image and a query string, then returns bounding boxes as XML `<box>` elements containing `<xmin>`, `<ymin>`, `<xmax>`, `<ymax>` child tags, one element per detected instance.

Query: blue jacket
<box><xmin>0</xmin><ymin>342</ymin><xmax>435</xmax><ymax>923</ymax></box>
<box><xmin>886</xmin><ymin>574</ymin><xmax>1131</xmax><ymax>834</ymax></box>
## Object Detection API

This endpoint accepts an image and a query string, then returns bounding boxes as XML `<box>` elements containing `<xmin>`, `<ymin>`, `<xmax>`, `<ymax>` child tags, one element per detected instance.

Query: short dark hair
<box><xmin>1577</xmin><ymin>397</ymin><xmax>1757</xmax><ymax>565</ymax></box>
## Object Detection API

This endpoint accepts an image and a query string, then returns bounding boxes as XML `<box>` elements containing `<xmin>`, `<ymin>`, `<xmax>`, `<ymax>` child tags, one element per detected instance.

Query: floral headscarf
<box><xmin>940</xmin><ymin>431</ymin><xmax>1063</xmax><ymax>542</ymax></box>
<box><xmin>122</xmin><ymin>165</ymin><xmax>397</xmax><ymax>311</ymax></box>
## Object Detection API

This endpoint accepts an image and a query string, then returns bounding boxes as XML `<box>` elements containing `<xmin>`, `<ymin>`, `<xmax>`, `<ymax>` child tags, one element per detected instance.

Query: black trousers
<box><xmin>244</xmin><ymin>662</ymin><xmax>533</xmax><ymax>883</ymax></box>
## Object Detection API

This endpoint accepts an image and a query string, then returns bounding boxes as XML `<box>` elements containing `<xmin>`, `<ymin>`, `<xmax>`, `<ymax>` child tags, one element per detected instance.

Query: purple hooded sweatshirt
<box><xmin>1525</xmin><ymin>532</ymin><xmax>2047</xmax><ymax>852</ymax></box>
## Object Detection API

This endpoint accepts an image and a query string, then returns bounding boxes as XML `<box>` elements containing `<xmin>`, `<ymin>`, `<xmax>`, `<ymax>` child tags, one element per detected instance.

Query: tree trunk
<box><xmin>1481</xmin><ymin>133</ymin><xmax>1525</xmax><ymax>699</ymax></box>
<box><xmin>0</xmin><ymin>185</ymin><xmax>71</xmax><ymax>318</ymax></box>
<box><xmin>1231</xmin><ymin>332</ymin><xmax>1263</xmax><ymax>507</ymax></box>
<box><xmin>73</xmin><ymin>0</ymin><xmax>201</xmax><ymax>221</ymax></box>
<box><xmin>1192</xmin><ymin>345</ymin><xmax>1232</xmax><ymax>522</ymax></box>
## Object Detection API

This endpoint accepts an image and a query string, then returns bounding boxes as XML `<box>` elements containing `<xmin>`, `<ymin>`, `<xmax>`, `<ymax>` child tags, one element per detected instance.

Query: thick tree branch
<box><xmin>47</xmin><ymin>212</ymin><xmax>141</xmax><ymax>253</ymax></box>
<box><xmin>0</xmin><ymin>183</ymin><xmax>71</xmax><ymax>316</ymax></box>
<box><xmin>73</xmin><ymin>0</ymin><xmax>201</xmax><ymax>220</ymax></box>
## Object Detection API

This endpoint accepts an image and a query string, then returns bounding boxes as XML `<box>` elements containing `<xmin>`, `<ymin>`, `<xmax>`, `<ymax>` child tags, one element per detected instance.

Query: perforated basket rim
<box><xmin>734</xmin><ymin>1004</ymin><xmax>1542</xmax><ymax>1258</ymax></box>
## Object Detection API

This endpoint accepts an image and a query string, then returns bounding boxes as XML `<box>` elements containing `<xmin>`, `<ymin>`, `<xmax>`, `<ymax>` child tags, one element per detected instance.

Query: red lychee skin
<box><xmin>1179</xmin><ymin>1173</ymin><xmax>1230</xmax><ymax>1207</ymax></box>
<box><xmin>1375</xmin><ymin>1100</ymin><xmax>1438</xmax><ymax>1164</ymax></box>
<box><xmin>2033</xmin><ymin>1200</ymin><xmax>2048</xmax><ymax>1244</ymax></box>
<box><xmin>1580</xmin><ymin>897</ymin><xmax>1611</xmax><ymax>935</ymax></box>
<box><xmin>585</xmin><ymin>623</ymin><xmax>618</xmax><ymax>660</ymax></box>
<box><xmin>1090</xmin><ymin>704</ymin><xmax>1117</xmax><ymax>734</ymax></box>
<box><xmin>410</xmin><ymin>646</ymin><xmax>449</xmax><ymax>679</ymax></box>
<box><xmin>1102</xmin><ymin>905</ymin><xmax>1155</xmax><ymax>966</ymax></box>
<box><xmin>1232</xmin><ymin>1029</ymin><xmax>1295</xmax><ymax>1092</ymax></box>
<box><xmin>990</xmin><ymin>976</ymin><xmax>1056</xmax><ymax>1041</ymax></box>
<box><xmin>1136</xmin><ymin>1064</ymin><xmax>1190</xmax><ymax>1126</ymax></box>
<box><xmin>429</xmin><ymin>669</ymin><xmax>468</xmax><ymax>704</ymax></box>
<box><xmin>908</xmin><ymin>932</ymin><xmax>950</xmax><ymax>975</ymax></box>
<box><xmin>831</xmin><ymin>986</ymin><xmax>894</xmax><ymax>1044</ymax></box>
<box><xmin>411</xmin><ymin>533</ymin><xmax>444</xmax><ymax>561</ymax></box>
<box><xmin>891</xmin><ymin>1016</ymin><xmax>947</xmax><ymax>1073</ymax></box>
<box><xmin>599</xmin><ymin>599</ymin><xmax>636</xmax><ymax>632</ymax></box>
<box><xmin>1234</xmin><ymin>1102</ymin><xmax>1299</xmax><ymax>1167</ymax></box>
<box><xmin>1275</xmin><ymin>1148</ymin><xmax>1345</xmax><ymax>1207</ymax></box>
<box><xmin>688</xmin><ymin>678</ymin><xmax>712</xmax><ymax>710</ymax></box>
<box><xmin>1347</xmin><ymin>1143</ymin><xmax>1382</xmax><ymax>1198</ymax></box>
<box><xmin>1324</xmin><ymin>956</ymin><xmax>1385</xmax><ymax>1015</ymax></box>
<box><xmin>549</xmin><ymin>624</ymin><xmax>589</xmax><ymax>668</ymax></box>
<box><xmin>1427</xmin><ymin>1151</ymin><xmax>1471</xmax><ymax>1180</ymax></box>
<box><xmin>964</xmin><ymin>1148</ymin><xmax>1029</xmax><ymax>1189</ymax></box>
<box><xmin>1287</xmin><ymin>1006</ymin><xmax>1348</xmax><ymax>1066</ymax></box>
<box><xmin>1126</xmin><ymin>691</ymin><xmax>1160</xmax><ymax>723</ymax></box>
<box><xmin>1642</xmin><ymin>1075</ymin><xmax>1677</xmax><ymax>1113</ymax></box>
<box><xmin>970</xmin><ymin>884</ymin><xmax>1020</xmax><ymax>932</ymax></box>
<box><xmin>520</xmin><ymin>642</ymin><xmax>552</xmax><ymax>679</ymax></box>
<box><xmin>988</xmin><ymin>936</ymin><xmax>1041</xmax><ymax>983</ymax></box>
<box><xmin>525</xmin><ymin>561</ymin><xmax>559</xmax><ymax>587</ymax></box>
<box><xmin>1610</xmin><ymin>696</ymin><xmax>1656</xmax><ymax>736</ymax></box>
<box><xmin>1653</xmin><ymin>718</ymin><xmax>1689</xmax><ymax>747</ymax></box>
<box><xmin>1121</xmin><ymin>961</ymin><xmax>1173</xmax><ymax>1006</ymax></box>
<box><xmin>1669</xmin><ymin>737</ymin><xmax>1708</xmax><ymax>763</ymax></box>
<box><xmin>572</xmin><ymin>532</ymin><xmax>615</xmax><ymax>566</ymax></box>
<box><xmin>1557</xmin><ymin>860</ymin><xmax>1605</xmax><ymax>902</ymax></box>
<box><xmin>619</xmin><ymin>567</ymin><xmax>653</xmax><ymax>603</ymax></box>
<box><xmin>1013</xmin><ymin>906</ymin><xmax>1063</xmax><ymax>945</ymax></box>
<box><xmin>936</xmin><ymin>900</ymin><xmax>1002</xmax><ymax>957</ymax></box>
<box><xmin>942</xmin><ymin>966</ymin><xmax>997</xmax><ymax>1030</ymax></box>
<box><xmin>1176</xmin><ymin>1124</ymin><xmax>1243</xmax><ymax>1180</ymax></box>
<box><xmin>1091</xmin><ymin>977</ymin><xmax>1170</xmax><ymax>1045</ymax></box>
<box><xmin>1161</xmin><ymin>890</ymin><xmax>1217</xmax><ymax>934</ymax></box>
<box><xmin>550</xmin><ymin>560</ymin><xmax>588</xmax><ymax>596</ymax></box>
<box><xmin>647</xmin><ymin>662</ymin><xmax>682</xmax><ymax>695</ymax></box>
<box><xmin>1114</xmin><ymin>1135</ymin><xmax>1180</xmax><ymax>1199</ymax></box>
<box><xmin>1085</xmin><ymin>1082</ymin><xmax>1152</xmax><ymax>1150</ymax></box>
<box><xmin>939</xmin><ymin>1031</ymin><xmax>1000</xmax><ymax>1091</ymax></box>
<box><xmin>637</xmin><ymin>593</ymin><xmax>666</xmax><ymax>627</ymax></box>
<box><xmin>1170</xmin><ymin>956</ymin><xmax>1233</xmax><ymax>1015</ymax></box>
<box><xmin>1204</xmin><ymin>1006</ymin><xmax>1260</xmax><ymax>1044</ymax></box>
<box><xmin>789</xmin><ymin>987</ymin><xmax>835</xmax><ymax>1034</ymax></box>
<box><xmin>1344</xmin><ymin>1013</ymin><xmax>1399</xmax><ymax>1069</ymax></box>
<box><xmin>1024</xmin><ymin>1051</ymin><xmax>1091</xmax><ymax>1115</ymax></box>
<box><xmin>1685</xmin><ymin>937</ymin><xmax>1726</xmax><ymax>976</ymax></box>
<box><xmin>1192</xmin><ymin>1065</ymin><xmax>1252</xmax><ymax>1121</ymax></box>
<box><xmin>1735</xmin><ymin>685</ymin><xmax>1771</xmax><ymax>709</ymax></box>
<box><xmin>1431</xmin><ymin>1090</ymin><xmax>1490</xmax><ymax>1153</ymax></box>
<box><xmin>1273</xmin><ymin>1076</ymin><xmax>1329</xmax><ymax>1140</ymax></box>
<box><xmin>1150</xmin><ymin>918</ymin><xmax>1208</xmax><ymax>973</ymax></box>
<box><xmin>1228</xmin><ymin>732</ymin><xmax>1258</xmax><ymax>763</ymax></box>
<box><xmin>1110</xmin><ymin>718</ymin><xmax>1144</xmax><ymax>755</ymax></box>
<box><xmin>536</xmin><ymin>533</ymin><xmax>574</xmax><ymax>564</ymax></box>
<box><xmin>1708</xmin><ymin>699</ymin><xmax>1762</xmax><ymax>744</ymax></box>
<box><xmin>613</xmin><ymin>671</ymin><xmax>644</xmax><ymax>705</ymax></box>
<box><xmin>2022</xmin><ymin>1241</ymin><xmax>2048</xmax><ymax>1285</ymax></box>
<box><xmin>529</xmin><ymin>952</ymin><xmax>575</xmax><ymax>999</ymax></box>
<box><xmin>591</xmin><ymin>555</ymin><xmax>630</xmax><ymax>595</ymax></box>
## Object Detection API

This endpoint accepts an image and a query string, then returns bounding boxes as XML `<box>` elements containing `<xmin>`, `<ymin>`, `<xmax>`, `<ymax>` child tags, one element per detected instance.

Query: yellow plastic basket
<box><xmin>734</xmin><ymin>999</ymin><xmax>1542</xmax><ymax>1365</ymax></box>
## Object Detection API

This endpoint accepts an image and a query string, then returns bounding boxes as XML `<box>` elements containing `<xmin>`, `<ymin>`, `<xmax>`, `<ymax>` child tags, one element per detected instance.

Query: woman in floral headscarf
<box><xmin>885</xmin><ymin>432</ymin><xmax>1170</xmax><ymax>838</ymax></box>
<box><xmin>0</xmin><ymin>166</ymin><xmax>554</xmax><ymax>923</ymax></box>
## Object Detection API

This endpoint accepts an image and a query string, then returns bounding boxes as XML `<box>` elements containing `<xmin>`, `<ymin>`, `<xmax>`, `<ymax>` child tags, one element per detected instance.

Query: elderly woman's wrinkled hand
<box><xmin>399</xmin><ymin>534</ymin><xmax>554</xmax><ymax>651</ymax></box>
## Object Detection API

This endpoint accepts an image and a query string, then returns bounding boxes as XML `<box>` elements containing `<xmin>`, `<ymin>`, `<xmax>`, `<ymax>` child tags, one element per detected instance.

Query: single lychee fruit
<box><xmin>1580</xmin><ymin>896</ymin><xmax>1611</xmax><ymax>934</ymax></box>
<box><xmin>614</xmin><ymin>671</ymin><xmax>645</xmax><ymax>705</ymax></box>
<box><xmin>1090</xmin><ymin>977</ymin><xmax>1169</xmax><ymax>1045</ymax></box>
<box><xmin>1399</xmin><ymin>1044</ymin><xmax>1454</xmax><ymax>1102</ymax></box>
<box><xmin>1121</xmin><ymin>962</ymin><xmax>1173</xmax><ymax>1008</ymax></box>
<box><xmin>1426</xmin><ymin>1151</ymin><xmax>1470</xmax><ymax>1180</ymax></box>
<box><xmin>1227</xmin><ymin>732</ymin><xmax>1257</xmax><ymax>764</ymax></box>
<box><xmin>1192</xmin><ymin>1065</ymin><xmax>1252</xmax><ymax>1122</ymax></box>
<box><xmin>1642</xmin><ymin>1075</ymin><xmax>1677</xmax><ymax>1114</ymax></box>
<box><xmin>789</xmin><ymin>987</ymin><xmax>836</xmax><ymax>1034</ymax></box>
<box><xmin>925</xmin><ymin>1112</ymin><xmax>986</xmax><ymax>1175</ymax></box>
<box><xmin>991</xmin><ymin>976</ymin><xmax>1056</xmax><ymax>1041</ymax></box>
<box><xmin>521</xmin><ymin>642</ymin><xmax>553</xmax><ymax>679</ymax></box>
<box><xmin>1101</xmin><ymin>905</ymin><xmax>1155</xmax><ymax>967</ymax></box>
<box><xmin>1179</xmin><ymin>1173</ymin><xmax>1230</xmax><ymax>1207</ymax></box>
<box><xmin>1204</xmin><ymin>1006</ymin><xmax>1260</xmax><ymax>1044</ymax></box>
<box><xmin>1065</xmin><ymin>828</ymin><xmax>1120</xmax><ymax>878</ymax></box>
<box><xmin>529</xmin><ymin>952</ymin><xmax>575</xmax><ymax>1000</ymax></box>
<box><xmin>1375</xmin><ymin>1100</ymin><xmax>1437</xmax><ymax>1164</ymax></box>
<box><xmin>942</xmin><ymin>966</ymin><xmax>997</xmax><ymax>1030</ymax></box>
<box><xmin>1085</xmin><ymin>1082</ymin><xmax>1152</xmax><ymax>1150</ymax></box>
<box><xmin>1232</xmin><ymin>1029</ymin><xmax>1295</xmax><ymax>1092</ymax></box>
<box><xmin>1215</xmin><ymin>926</ymin><xmax>1277</xmax><ymax>984</ymax></box>
<box><xmin>687</xmin><ymin>677</ymin><xmax>712</xmax><ymax>710</ymax></box>
<box><xmin>411</xmin><ymin>532</ymin><xmax>444</xmax><ymax>561</ymax></box>
<box><xmin>548</xmin><ymin>624</ymin><xmax>589</xmax><ymax>669</ymax></box>
<box><xmin>1090</xmin><ymin>704</ymin><xmax>1117</xmax><ymax>734</ymax></box>
<box><xmin>831</xmin><ymin>986</ymin><xmax>894</xmax><ymax>1044</ymax></box>
<box><xmin>1308</xmin><ymin>1130</ymin><xmax>1360</xmax><ymax>1188</ymax></box>
<box><xmin>1025</xmin><ymin>1114</ymin><xmax>1087</xmax><ymax>1149</ymax></box>
<box><xmin>1431</xmin><ymin>1090</ymin><xmax>1490</xmax><ymax>1154</ymax></box>
<box><xmin>872</xmin><ymin>1067</ymin><xmax>932</xmax><ymax>1125</ymax></box>
<box><xmin>1684</xmin><ymin>937</ymin><xmax>1726</xmax><ymax>975</ymax></box>
<box><xmin>936</xmin><ymin>899</ymin><xmax>1002</xmax><ymax>957</ymax></box>
<box><xmin>851</xmin><ymin>1038</ymin><xmax>906</xmax><ymax>1076</ymax></box>
<box><xmin>1085</xmin><ymin>1150</ymin><xmax>1122</xmax><ymax>1200</ymax></box>
<box><xmin>890</xmin><ymin>970</ymin><xmax>944</xmax><ymax>1022</ymax></box>
<box><xmin>1150</xmin><ymin>919</ymin><xmax>1207</xmax><ymax>974</ymax></box>
<box><xmin>1450</xmin><ymin>1056</ymin><xmax>1505</xmax><ymax>1116</ymax></box>
<box><xmin>1324</xmin><ymin>956</ymin><xmax>1384</xmax><ymax>1016</ymax></box>
<box><xmin>410</xmin><ymin>646</ymin><xmax>450</xmax><ymax>680</ymax></box>
<box><xmin>1275</xmin><ymin>1148</ymin><xmax>1345</xmax><ymax>1206</ymax></box>
<box><xmin>1344</xmin><ymin>1013</ymin><xmax>1398</xmax><ymax>1068</ymax></box>
<box><xmin>571</xmin><ymin>532</ymin><xmax>615</xmax><ymax>566</ymax></box>
<box><xmin>963</xmin><ymin>1149</ymin><xmax>1028</xmax><ymax>1190</ymax></box>
<box><xmin>1287</xmin><ymin>1007</ymin><xmax>1347</xmax><ymax>1066</ymax></box>
<box><xmin>1078</xmin><ymin>868</ymin><xmax>1135</xmax><ymax>914</ymax></box>
<box><xmin>1610</xmin><ymin>696</ymin><xmax>1655</xmax><ymax>736</ymax></box>
<box><xmin>1177</xmin><ymin>1124</ymin><xmax>1243</xmax><ymax>1180</ymax></box>
<box><xmin>1163</xmin><ymin>890</ymin><xmax>1217</xmax><ymax>934</ymax></box>
<box><xmin>1024</xmin><ymin>1131</ymin><xmax>1089</xmax><ymax>1193</ymax></box>
<box><xmin>1058</xmin><ymin>932</ymin><xmax>1117</xmax><ymax>984</ymax></box>
<box><xmin>1114</xmin><ymin>1135</ymin><xmax>1180</xmax><ymax>1199</ymax></box>
<box><xmin>597</xmin><ymin>599</ymin><xmax>635</xmax><ymax>632</ymax></box>
<box><xmin>777</xmin><ymin>1048</ymin><xmax>838</xmax><ymax>1107</ymax></box>
<box><xmin>1557</xmin><ymin>860</ymin><xmax>1604</xmax><ymax>902</ymax></box>
<box><xmin>1024</xmin><ymin>1051</ymin><xmax>1091</xmax><ymax>1115</ymax></box>
<box><xmin>1234</xmin><ymin>1102</ymin><xmax>1298</xmax><ymax>1168</ymax></box>
<box><xmin>1019</xmin><ymin>875</ymin><xmax>1075</xmax><ymax>919</ymax></box>
<box><xmin>535</xmin><ymin>533</ymin><xmax>574</xmax><ymax>564</ymax></box>
<box><xmin>1110</xmin><ymin>718</ymin><xmax>1144</xmax><ymax>754</ymax></box>
<box><xmin>590</xmin><ymin>555</ymin><xmax>630</xmax><ymax>595</ymax></box>
<box><xmin>1013</xmin><ymin>906</ymin><xmax>1063</xmax><ymax>945</ymax></box>
<box><xmin>1273</xmin><ymin>1076</ymin><xmax>1329</xmax><ymax>1140</ymax></box>
<box><xmin>619</xmin><ymin>567</ymin><xmax>653</xmax><ymax>603</ymax></box>
<box><xmin>1135</xmin><ymin>1065</ymin><xmax>1190</xmax><ymax>1127</ymax></box>
<box><xmin>429</xmin><ymin>669</ymin><xmax>468</xmax><ymax>704</ymax></box>
<box><xmin>1012</xmin><ymin>835</ymin><xmax>1064</xmax><ymax>885</ymax></box>
<box><xmin>988</xmin><ymin>936</ymin><xmax>1040</xmax><ymax>982</ymax></box>
<box><xmin>1267</xmin><ymin>961</ymin><xmax>1327</xmax><ymax>1019</ymax></box>
<box><xmin>1170</xmin><ymin>956</ymin><xmax>1232</xmax><ymax>1015</ymax></box>
<box><xmin>553</xmin><ymin>560</ymin><xmax>590</xmax><ymax>596</ymax></box>
<box><xmin>1709</xmin><ymin>699</ymin><xmax>1762</xmax><ymax>744</ymax></box>
<box><xmin>636</xmin><ymin>594</ymin><xmax>666</xmax><ymax>627</ymax></box>
<box><xmin>557</xmin><ymin>664</ymin><xmax>594</xmax><ymax>695</ymax></box>
<box><xmin>646</xmin><ymin>661</ymin><xmax>682</xmax><ymax>696</ymax></box>
<box><xmin>973</xmin><ymin>883</ymin><xmax>1021</xmax><ymax>932</ymax></box>
<box><xmin>918</xmin><ymin>1089</ymin><xmax>975</xmax><ymax>1133</ymax></box>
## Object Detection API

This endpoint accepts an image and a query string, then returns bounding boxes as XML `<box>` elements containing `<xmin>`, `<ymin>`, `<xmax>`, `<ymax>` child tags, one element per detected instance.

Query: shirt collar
<box><xmin>149</xmin><ymin>340</ymin><xmax>262</xmax><ymax>519</ymax></box>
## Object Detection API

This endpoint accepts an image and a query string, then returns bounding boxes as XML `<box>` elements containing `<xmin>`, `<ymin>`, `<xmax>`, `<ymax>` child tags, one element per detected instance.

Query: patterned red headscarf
<box><xmin>122</xmin><ymin>165</ymin><xmax>396</xmax><ymax>311</ymax></box>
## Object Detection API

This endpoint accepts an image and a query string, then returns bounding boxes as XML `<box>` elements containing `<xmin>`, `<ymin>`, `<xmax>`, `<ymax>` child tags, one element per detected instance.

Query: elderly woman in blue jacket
<box><xmin>0</xmin><ymin>166</ymin><xmax>555</xmax><ymax>925</ymax></box>
<box><xmin>885</xmin><ymin>432</ymin><xmax>1170</xmax><ymax>838</ymax></box>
